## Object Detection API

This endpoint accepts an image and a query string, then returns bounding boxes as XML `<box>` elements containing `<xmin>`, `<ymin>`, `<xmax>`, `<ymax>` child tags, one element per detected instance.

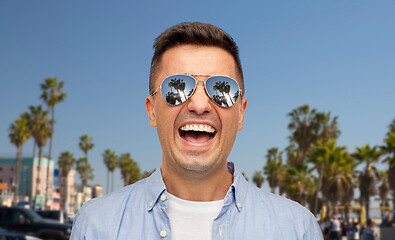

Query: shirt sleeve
<box><xmin>305</xmin><ymin>213</ymin><xmax>324</xmax><ymax>240</ymax></box>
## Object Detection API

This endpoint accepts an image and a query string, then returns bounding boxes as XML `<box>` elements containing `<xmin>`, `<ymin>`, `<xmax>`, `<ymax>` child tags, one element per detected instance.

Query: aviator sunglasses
<box><xmin>151</xmin><ymin>74</ymin><xmax>243</xmax><ymax>108</ymax></box>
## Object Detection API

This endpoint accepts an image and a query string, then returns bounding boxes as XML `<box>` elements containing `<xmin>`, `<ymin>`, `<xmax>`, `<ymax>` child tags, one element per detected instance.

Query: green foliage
<box><xmin>252</xmin><ymin>171</ymin><xmax>264</xmax><ymax>188</ymax></box>
<box><xmin>40</xmin><ymin>77</ymin><xmax>67</xmax><ymax>107</ymax></box>
<box><xmin>76</xmin><ymin>157</ymin><xmax>94</xmax><ymax>186</ymax></box>
<box><xmin>263</xmin><ymin>147</ymin><xmax>283</xmax><ymax>193</ymax></box>
<box><xmin>79</xmin><ymin>134</ymin><xmax>94</xmax><ymax>157</ymax></box>
<box><xmin>241</xmin><ymin>172</ymin><xmax>249</xmax><ymax>182</ymax></box>
<box><xmin>9</xmin><ymin>113</ymin><xmax>31</xmax><ymax>148</ymax></box>
<box><xmin>119</xmin><ymin>153</ymin><xmax>141</xmax><ymax>186</ymax></box>
<box><xmin>27</xmin><ymin>105</ymin><xmax>52</xmax><ymax>149</ymax></box>
<box><xmin>58</xmin><ymin>151</ymin><xmax>76</xmax><ymax>177</ymax></box>
<box><xmin>9</xmin><ymin>113</ymin><xmax>31</xmax><ymax>206</ymax></box>
<box><xmin>103</xmin><ymin>149</ymin><xmax>118</xmax><ymax>172</ymax></box>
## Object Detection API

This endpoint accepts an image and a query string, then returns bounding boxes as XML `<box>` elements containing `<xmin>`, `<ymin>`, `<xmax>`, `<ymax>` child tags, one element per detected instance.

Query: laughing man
<box><xmin>70</xmin><ymin>22</ymin><xmax>324</xmax><ymax>240</ymax></box>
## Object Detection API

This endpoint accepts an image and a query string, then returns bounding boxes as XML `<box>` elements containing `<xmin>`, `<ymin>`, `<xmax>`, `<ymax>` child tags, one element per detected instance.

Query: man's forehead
<box><xmin>156</xmin><ymin>45</ymin><xmax>238</xmax><ymax>80</ymax></box>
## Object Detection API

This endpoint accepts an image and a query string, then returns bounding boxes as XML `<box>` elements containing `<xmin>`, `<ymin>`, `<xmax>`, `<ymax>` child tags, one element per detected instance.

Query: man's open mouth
<box><xmin>179</xmin><ymin>124</ymin><xmax>216</xmax><ymax>143</ymax></box>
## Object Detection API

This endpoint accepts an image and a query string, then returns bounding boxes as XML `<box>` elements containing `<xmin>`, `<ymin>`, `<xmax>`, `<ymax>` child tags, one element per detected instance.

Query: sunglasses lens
<box><xmin>160</xmin><ymin>75</ymin><xmax>196</xmax><ymax>106</ymax></box>
<box><xmin>205</xmin><ymin>76</ymin><xmax>241</xmax><ymax>107</ymax></box>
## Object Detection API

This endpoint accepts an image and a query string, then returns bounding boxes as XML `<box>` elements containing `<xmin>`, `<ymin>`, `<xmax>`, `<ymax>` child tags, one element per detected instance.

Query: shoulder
<box><xmin>70</xmin><ymin>178</ymin><xmax>148</xmax><ymax>239</ymax></box>
<box><xmin>79</xmin><ymin>178</ymin><xmax>147</xmax><ymax>216</ymax></box>
<box><xmin>245</xmin><ymin>181</ymin><xmax>311</xmax><ymax>216</ymax></box>
<box><xmin>242</xmin><ymin>182</ymin><xmax>323</xmax><ymax>239</ymax></box>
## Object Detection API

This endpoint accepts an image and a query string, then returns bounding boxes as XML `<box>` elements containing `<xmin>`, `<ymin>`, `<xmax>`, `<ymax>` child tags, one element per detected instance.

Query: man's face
<box><xmin>146</xmin><ymin>44</ymin><xmax>247</xmax><ymax>177</ymax></box>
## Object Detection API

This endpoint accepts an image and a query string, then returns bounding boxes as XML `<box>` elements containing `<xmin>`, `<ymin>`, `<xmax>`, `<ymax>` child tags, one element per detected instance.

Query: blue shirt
<box><xmin>70</xmin><ymin>163</ymin><xmax>323</xmax><ymax>239</ymax></box>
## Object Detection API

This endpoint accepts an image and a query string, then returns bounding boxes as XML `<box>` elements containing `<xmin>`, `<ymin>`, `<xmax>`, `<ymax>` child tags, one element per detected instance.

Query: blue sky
<box><xmin>1</xmin><ymin>1</ymin><xmax>394</xmax><ymax>194</ymax></box>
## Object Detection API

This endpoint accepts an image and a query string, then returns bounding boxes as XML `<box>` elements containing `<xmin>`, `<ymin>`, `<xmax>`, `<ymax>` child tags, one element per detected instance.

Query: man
<box><xmin>327</xmin><ymin>215</ymin><xmax>341</xmax><ymax>240</ymax></box>
<box><xmin>70</xmin><ymin>22</ymin><xmax>323</xmax><ymax>240</ymax></box>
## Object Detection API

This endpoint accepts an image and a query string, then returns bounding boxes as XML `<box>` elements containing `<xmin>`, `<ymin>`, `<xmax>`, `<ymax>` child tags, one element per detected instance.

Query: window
<box><xmin>10</xmin><ymin>166</ymin><xmax>14</xmax><ymax>171</ymax></box>
<box><xmin>0</xmin><ymin>167</ymin><xmax>2</xmax><ymax>171</ymax></box>
<box><xmin>10</xmin><ymin>178</ymin><xmax>13</xmax><ymax>184</ymax></box>
<box><xmin>0</xmin><ymin>179</ymin><xmax>3</xmax><ymax>183</ymax></box>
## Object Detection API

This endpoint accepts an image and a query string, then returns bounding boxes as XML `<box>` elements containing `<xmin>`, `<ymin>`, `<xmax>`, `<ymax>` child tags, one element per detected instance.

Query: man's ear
<box><xmin>145</xmin><ymin>96</ymin><xmax>157</xmax><ymax>127</ymax></box>
<box><xmin>237</xmin><ymin>97</ymin><xmax>247</xmax><ymax>131</ymax></box>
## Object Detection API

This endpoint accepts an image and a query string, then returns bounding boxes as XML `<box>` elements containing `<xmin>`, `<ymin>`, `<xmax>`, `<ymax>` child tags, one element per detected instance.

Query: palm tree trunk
<box><xmin>35</xmin><ymin>146</ymin><xmax>43</xmax><ymax>209</ymax></box>
<box><xmin>365</xmin><ymin>199</ymin><xmax>370</xmax><ymax>221</ymax></box>
<box><xmin>111</xmin><ymin>171</ymin><xmax>114</xmax><ymax>192</ymax></box>
<box><xmin>13</xmin><ymin>146</ymin><xmax>23</xmax><ymax>206</ymax></box>
<box><xmin>44</xmin><ymin>155</ymin><xmax>52</xmax><ymax>209</ymax></box>
<box><xmin>64</xmin><ymin>172</ymin><xmax>68</xmax><ymax>212</ymax></box>
<box><xmin>393</xmin><ymin>192</ymin><xmax>395</xmax><ymax>213</ymax></box>
<box><xmin>30</xmin><ymin>143</ymin><xmax>36</xmax><ymax>209</ymax></box>
<box><xmin>106</xmin><ymin>170</ymin><xmax>109</xmax><ymax>194</ymax></box>
<box><xmin>32</xmin><ymin>142</ymin><xmax>36</xmax><ymax>159</ymax></box>
<box><xmin>48</xmin><ymin>106</ymin><xmax>54</xmax><ymax>160</ymax></box>
<box><xmin>313</xmin><ymin>168</ymin><xmax>324</xmax><ymax>215</ymax></box>
<box><xmin>344</xmin><ymin>204</ymin><xmax>350</xmax><ymax>224</ymax></box>
<box><xmin>45</xmin><ymin>106</ymin><xmax>55</xmax><ymax>208</ymax></box>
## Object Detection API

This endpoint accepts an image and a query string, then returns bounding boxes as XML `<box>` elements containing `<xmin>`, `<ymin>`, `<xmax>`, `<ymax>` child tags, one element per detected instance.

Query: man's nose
<box><xmin>187</xmin><ymin>81</ymin><xmax>212</xmax><ymax>114</ymax></box>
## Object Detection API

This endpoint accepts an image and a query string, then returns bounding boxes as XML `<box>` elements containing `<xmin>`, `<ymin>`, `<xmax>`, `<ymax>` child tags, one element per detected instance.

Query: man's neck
<box><xmin>161</xmin><ymin>163</ymin><xmax>233</xmax><ymax>202</ymax></box>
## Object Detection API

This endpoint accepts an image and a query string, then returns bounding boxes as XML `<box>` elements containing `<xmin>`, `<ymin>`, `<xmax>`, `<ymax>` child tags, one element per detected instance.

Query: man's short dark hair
<box><xmin>149</xmin><ymin>22</ymin><xmax>244</xmax><ymax>96</ymax></box>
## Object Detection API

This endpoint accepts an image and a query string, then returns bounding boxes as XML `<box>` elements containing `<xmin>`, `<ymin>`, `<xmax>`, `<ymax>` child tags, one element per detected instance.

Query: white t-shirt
<box><xmin>167</xmin><ymin>193</ymin><xmax>224</xmax><ymax>240</ymax></box>
<box><xmin>331</xmin><ymin>219</ymin><xmax>341</xmax><ymax>232</ymax></box>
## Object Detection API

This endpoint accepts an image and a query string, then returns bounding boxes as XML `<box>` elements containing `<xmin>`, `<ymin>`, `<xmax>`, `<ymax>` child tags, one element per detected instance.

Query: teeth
<box><xmin>180</xmin><ymin>124</ymin><xmax>215</xmax><ymax>133</ymax></box>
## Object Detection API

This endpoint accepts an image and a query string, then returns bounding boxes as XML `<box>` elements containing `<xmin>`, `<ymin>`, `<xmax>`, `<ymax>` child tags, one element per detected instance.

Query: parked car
<box><xmin>0</xmin><ymin>207</ymin><xmax>71</xmax><ymax>240</ymax></box>
<box><xmin>35</xmin><ymin>210</ymin><xmax>64</xmax><ymax>223</ymax></box>
<box><xmin>0</xmin><ymin>227</ymin><xmax>42</xmax><ymax>240</ymax></box>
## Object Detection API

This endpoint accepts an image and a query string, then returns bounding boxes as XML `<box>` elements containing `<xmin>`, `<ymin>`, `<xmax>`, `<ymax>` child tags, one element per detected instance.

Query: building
<box><xmin>52</xmin><ymin>169</ymin><xmax>60</xmax><ymax>210</ymax></box>
<box><xmin>92</xmin><ymin>185</ymin><xmax>102</xmax><ymax>198</ymax></box>
<box><xmin>0</xmin><ymin>183</ymin><xmax>13</xmax><ymax>206</ymax></box>
<box><xmin>58</xmin><ymin>169</ymin><xmax>76</xmax><ymax>213</ymax></box>
<box><xmin>0</xmin><ymin>157</ymin><xmax>54</xmax><ymax>209</ymax></box>
<box><xmin>75</xmin><ymin>186</ymin><xmax>92</xmax><ymax>210</ymax></box>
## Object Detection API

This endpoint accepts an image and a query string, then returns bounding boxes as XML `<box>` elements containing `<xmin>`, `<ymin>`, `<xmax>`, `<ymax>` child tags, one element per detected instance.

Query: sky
<box><xmin>1</xmin><ymin>1</ymin><xmax>394</xmax><ymax>196</ymax></box>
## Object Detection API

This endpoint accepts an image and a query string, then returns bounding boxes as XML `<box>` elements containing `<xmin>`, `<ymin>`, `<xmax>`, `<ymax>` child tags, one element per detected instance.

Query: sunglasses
<box><xmin>151</xmin><ymin>74</ymin><xmax>242</xmax><ymax>108</ymax></box>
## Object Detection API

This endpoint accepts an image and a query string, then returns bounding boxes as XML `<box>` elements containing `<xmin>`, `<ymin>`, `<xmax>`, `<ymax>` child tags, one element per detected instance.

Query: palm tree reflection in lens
<box><xmin>161</xmin><ymin>76</ymin><xmax>240</xmax><ymax>107</ymax></box>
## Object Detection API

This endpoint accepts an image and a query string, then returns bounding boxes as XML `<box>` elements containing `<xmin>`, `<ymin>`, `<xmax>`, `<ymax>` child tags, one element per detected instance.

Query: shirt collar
<box><xmin>145</xmin><ymin>162</ymin><xmax>248</xmax><ymax>212</ymax></box>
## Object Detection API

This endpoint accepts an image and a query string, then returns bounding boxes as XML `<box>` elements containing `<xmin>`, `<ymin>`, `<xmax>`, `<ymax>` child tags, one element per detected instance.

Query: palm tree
<box><xmin>141</xmin><ymin>169</ymin><xmax>155</xmax><ymax>179</ymax></box>
<box><xmin>79</xmin><ymin>134</ymin><xmax>94</xmax><ymax>159</ymax></box>
<box><xmin>378</xmin><ymin>171</ymin><xmax>390</xmax><ymax>220</ymax></box>
<box><xmin>382</xmin><ymin>119</ymin><xmax>395</xmax><ymax>208</ymax></box>
<box><xmin>9</xmin><ymin>113</ymin><xmax>31</xmax><ymax>206</ymax></box>
<box><xmin>76</xmin><ymin>157</ymin><xmax>94</xmax><ymax>201</ymax></box>
<box><xmin>40</xmin><ymin>77</ymin><xmax>67</xmax><ymax>162</ymax></box>
<box><xmin>78</xmin><ymin>134</ymin><xmax>94</xmax><ymax>202</ymax></box>
<box><xmin>312</xmin><ymin>112</ymin><xmax>340</xmax><ymax>145</ymax></box>
<box><xmin>252</xmin><ymin>171</ymin><xmax>264</xmax><ymax>188</ymax></box>
<box><xmin>102</xmin><ymin>149</ymin><xmax>118</xmax><ymax>193</ymax></box>
<box><xmin>118</xmin><ymin>153</ymin><xmax>141</xmax><ymax>186</ymax></box>
<box><xmin>241</xmin><ymin>172</ymin><xmax>249</xmax><ymax>182</ymax></box>
<box><xmin>27</xmin><ymin>105</ymin><xmax>52</xmax><ymax>209</ymax></box>
<box><xmin>282</xmin><ymin>163</ymin><xmax>313</xmax><ymax>205</ymax></box>
<box><xmin>263</xmin><ymin>147</ymin><xmax>283</xmax><ymax>193</ymax></box>
<box><xmin>213</xmin><ymin>81</ymin><xmax>229</xmax><ymax>107</ymax></box>
<box><xmin>287</xmin><ymin>105</ymin><xmax>317</xmax><ymax>164</ymax></box>
<box><xmin>315</xmin><ymin>141</ymin><xmax>355</xmax><ymax>219</ymax></box>
<box><xmin>352</xmin><ymin>144</ymin><xmax>382</xmax><ymax>220</ymax></box>
<box><xmin>58</xmin><ymin>151</ymin><xmax>75</xmax><ymax>211</ymax></box>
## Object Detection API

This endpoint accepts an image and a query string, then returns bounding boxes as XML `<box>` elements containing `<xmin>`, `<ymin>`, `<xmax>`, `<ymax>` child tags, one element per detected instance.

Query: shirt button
<box><xmin>161</xmin><ymin>194</ymin><xmax>167</xmax><ymax>201</ymax></box>
<box><xmin>237</xmin><ymin>202</ymin><xmax>242</xmax><ymax>208</ymax></box>
<box><xmin>160</xmin><ymin>230</ymin><xmax>167</xmax><ymax>237</ymax></box>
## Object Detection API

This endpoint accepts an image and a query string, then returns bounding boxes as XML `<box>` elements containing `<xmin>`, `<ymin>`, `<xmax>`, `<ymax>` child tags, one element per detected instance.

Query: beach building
<box><xmin>0</xmin><ymin>157</ymin><xmax>54</xmax><ymax>209</ymax></box>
